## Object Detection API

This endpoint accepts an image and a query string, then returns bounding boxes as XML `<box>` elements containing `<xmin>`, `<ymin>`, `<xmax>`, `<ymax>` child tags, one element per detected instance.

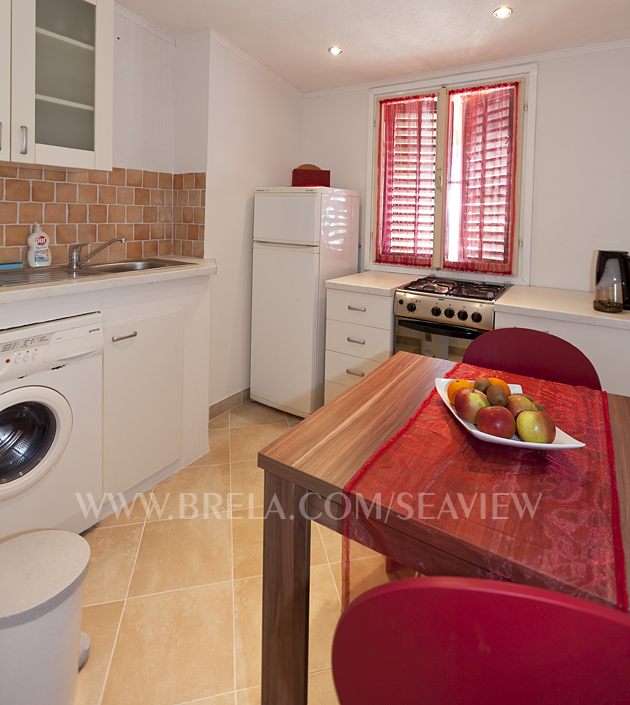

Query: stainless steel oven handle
<box><xmin>346</xmin><ymin>336</ymin><xmax>365</xmax><ymax>345</ymax></box>
<box><xmin>347</xmin><ymin>305</ymin><xmax>367</xmax><ymax>312</ymax></box>
<box><xmin>345</xmin><ymin>368</ymin><xmax>365</xmax><ymax>378</ymax></box>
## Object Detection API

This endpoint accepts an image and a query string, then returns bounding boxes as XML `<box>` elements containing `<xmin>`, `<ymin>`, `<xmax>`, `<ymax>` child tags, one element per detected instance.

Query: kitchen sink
<box><xmin>0</xmin><ymin>259</ymin><xmax>195</xmax><ymax>288</ymax></box>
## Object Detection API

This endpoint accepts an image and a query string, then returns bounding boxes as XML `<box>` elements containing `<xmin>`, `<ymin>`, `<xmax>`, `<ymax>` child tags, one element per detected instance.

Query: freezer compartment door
<box><xmin>251</xmin><ymin>242</ymin><xmax>321</xmax><ymax>416</ymax></box>
<box><xmin>253</xmin><ymin>191</ymin><xmax>321</xmax><ymax>245</ymax></box>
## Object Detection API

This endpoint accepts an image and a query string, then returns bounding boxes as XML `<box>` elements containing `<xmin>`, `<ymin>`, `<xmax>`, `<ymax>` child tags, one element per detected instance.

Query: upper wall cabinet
<box><xmin>5</xmin><ymin>0</ymin><xmax>113</xmax><ymax>170</ymax></box>
<box><xmin>0</xmin><ymin>0</ymin><xmax>11</xmax><ymax>161</ymax></box>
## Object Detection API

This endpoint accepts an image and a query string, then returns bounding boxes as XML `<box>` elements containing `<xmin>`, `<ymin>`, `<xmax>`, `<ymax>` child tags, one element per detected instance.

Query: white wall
<box><xmin>174</xmin><ymin>33</ymin><xmax>210</xmax><ymax>173</ymax></box>
<box><xmin>113</xmin><ymin>10</ymin><xmax>175</xmax><ymax>172</ymax></box>
<box><xmin>205</xmin><ymin>33</ymin><xmax>302</xmax><ymax>405</ymax></box>
<box><xmin>299</xmin><ymin>43</ymin><xmax>630</xmax><ymax>292</ymax></box>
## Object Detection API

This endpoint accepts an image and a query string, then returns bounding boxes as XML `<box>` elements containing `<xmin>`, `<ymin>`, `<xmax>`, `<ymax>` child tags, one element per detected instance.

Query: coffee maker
<box><xmin>593</xmin><ymin>251</ymin><xmax>630</xmax><ymax>313</ymax></box>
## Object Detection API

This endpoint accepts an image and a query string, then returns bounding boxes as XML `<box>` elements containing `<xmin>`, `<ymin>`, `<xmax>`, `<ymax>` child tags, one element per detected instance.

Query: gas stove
<box><xmin>394</xmin><ymin>277</ymin><xmax>510</xmax><ymax>331</ymax></box>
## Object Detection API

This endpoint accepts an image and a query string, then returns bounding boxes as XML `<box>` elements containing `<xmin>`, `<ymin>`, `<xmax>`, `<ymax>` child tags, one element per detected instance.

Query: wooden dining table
<box><xmin>257</xmin><ymin>352</ymin><xmax>630</xmax><ymax>705</ymax></box>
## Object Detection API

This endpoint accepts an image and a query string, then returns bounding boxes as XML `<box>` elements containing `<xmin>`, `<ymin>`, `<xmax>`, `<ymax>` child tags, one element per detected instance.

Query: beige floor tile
<box><xmin>331</xmin><ymin>555</ymin><xmax>390</xmax><ymax>604</ymax></box>
<box><xmin>308</xmin><ymin>669</ymin><xmax>340</xmax><ymax>705</ymax></box>
<box><xmin>230</xmin><ymin>461</ymin><xmax>264</xmax><ymax>510</ymax></box>
<box><xmin>147</xmin><ymin>464</ymin><xmax>231</xmax><ymax>520</ymax></box>
<box><xmin>286</xmin><ymin>414</ymin><xmax>303</xmax><ymax>427</ymax></box>
<box><xmin>317</xmin><ymin>524</ymin><xmax>381</xmax><ymax>564</ymax></box>
<box><xmin>181</xmin><ymin>694</ymin><xmax>235</xmax><ymax>705</ymax></box>
<box><xmin>97</xmin><ymin>493</ymin><xmax>148</xmax><ymax>528</ymax></box>
<box><xmin>233</xmin><ymin>577</ymin><xmax>262</xmax><ymax>690</ymax></box>
<box><xmin>74</xmin><ymin>601</ymin><xmax>124</xmax><ymax>705</ymax></box>
<box><xmin>129</xmin><ymin>515</ymin><xmax>232</xmax><ymax>596</ymax></box>
<box><xmin>309</xmin><ymin>564</ymin><xmax>341</xmax><ymax>674</ymax></box>
<box><xmin>209</xmin><ymin>411</ymin><xmax>230</xmax><ymax>429</ymax></box>
<box><xmin>191</xmin><ymin>429</ymin><xmax>229</xmax><ymax>466</ymax></box>
<box><xmin>229</xmin><ymin>424</ymin><xmax>288</xmax><ymax>463</ymax></box>
<box><xmin>101</xmin><ymin>583</ymin><xmax>234</xmax><ymax>705</ymax></box>
<box><xmin>82</xmin><ymin>525</ymin><xmax>143</xmax><ymax>605</ymax></box>
<box><xmin>229</xmin><ymin>401</ymin><xmax>287</xmax><ymax>428</ymax></box>
<box><xmin>232</xmin><ymin>510</ymin><xmax>328</xmax><ymax>581</ymax></box>
<box><xmin>236</xmin><ymin>687</ymin><xmax>260</xmax><ymax>705</ymax></box>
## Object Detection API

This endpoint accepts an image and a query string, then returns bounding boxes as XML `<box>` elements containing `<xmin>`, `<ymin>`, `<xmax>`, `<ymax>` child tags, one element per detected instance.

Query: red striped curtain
<box><xmin>375</xmin><ymin>94</ymin><xmax>437</xmax><ymax>267</ymax></box>
<box><xmin>444</xmin><ymin>82</ymin><xmax>518</xmax><ymax>274</ymax></box>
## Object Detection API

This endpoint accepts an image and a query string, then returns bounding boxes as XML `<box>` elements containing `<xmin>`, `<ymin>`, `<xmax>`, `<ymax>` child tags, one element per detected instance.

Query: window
<box><xmin>374</xmin><ymin>80</ymin><xmax>522</xmax><ymax>276</ymax></box>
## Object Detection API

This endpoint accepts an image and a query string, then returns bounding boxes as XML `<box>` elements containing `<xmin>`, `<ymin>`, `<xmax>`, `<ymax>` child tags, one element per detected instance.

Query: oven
<box><xmin>395</xmin><ymin>317</ymin><xmax>483</xmax><ymax>362</ymax></box>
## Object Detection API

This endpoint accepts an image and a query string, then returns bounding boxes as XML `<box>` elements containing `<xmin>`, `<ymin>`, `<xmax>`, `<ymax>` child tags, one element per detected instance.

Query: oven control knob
<box><xmin>406</xmin><ymin>303</ymin><xmax>417</xmax><ymax>312</ymax></box>
<box><xmin>471</xmin><ymin>312</ymin><xmax>483</xmax><ymax>323</ymax></box>
<box><xmin>431</xmin><ymin>306</ymin><xmax>441</xmax><ymax>316</ymax></box>
<box><xmin>398</xmin><ymin>299</ymin><xmax>404</xmax><ymax>305</ymax></box>
<box><xmin>458</xmin><ymin>310</ymin><xmax>468</xmax><ymax>321</ymax></box>
<box><xmin>444</xmin><ymin>308</ymin><xmax>455</xmax><ymax>319</ymax></box>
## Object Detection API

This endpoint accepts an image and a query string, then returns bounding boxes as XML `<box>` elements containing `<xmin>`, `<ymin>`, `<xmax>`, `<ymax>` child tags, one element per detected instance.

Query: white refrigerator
<box><xmin>250</xmin><ymin>187</ymin><xmax>360</xmax><ymax>417</ymax></box>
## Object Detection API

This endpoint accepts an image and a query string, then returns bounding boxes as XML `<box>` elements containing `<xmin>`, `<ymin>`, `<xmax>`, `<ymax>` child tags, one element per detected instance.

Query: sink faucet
<box><xmin>68</xmin><ymin>237</ymin><xmax>127</xmax><ymax>270</ymax></box>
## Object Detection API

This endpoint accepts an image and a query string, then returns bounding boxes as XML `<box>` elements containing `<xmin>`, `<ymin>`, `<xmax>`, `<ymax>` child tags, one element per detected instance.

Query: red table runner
<box><xmin>342</xmin><ymin>362</ymin><xmax>627</xmax><ymax>612</ymax></box>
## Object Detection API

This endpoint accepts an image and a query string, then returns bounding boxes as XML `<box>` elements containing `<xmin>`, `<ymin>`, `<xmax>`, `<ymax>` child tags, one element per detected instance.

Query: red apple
<box><xmin>454</xmin><ymin>388</ymin><xmax>490</xmax><ymax>424</ymax></box>
<box><xmin>516</xmin><ymin>411</ymin><xmax>557</xmax><ymax>444</ymax></box>
<box><xmin>506</xmin><ymin>394</ymin><xmax>536</xmax><ymax>418</ymax></box>
<box><xmin>476</xmin><ymin>406</ymin><xmax>516</xmax><ymax>439</ymax></box>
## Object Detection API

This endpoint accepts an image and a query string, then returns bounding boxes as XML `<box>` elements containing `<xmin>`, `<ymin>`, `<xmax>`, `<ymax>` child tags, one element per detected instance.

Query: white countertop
<box><xmin>0</xmin><ymin>256</ymin><xmax>217</xmax><ymax>304</ymax></box>
<box><xmin>496</xmin><ymin>285</ymin><xmax>630</xmax><ymax>330</ymax></box>
<box><xmin>325</xmin><ymin>271</ymin><xmax>412</xmax><ymax>297</ymax></box>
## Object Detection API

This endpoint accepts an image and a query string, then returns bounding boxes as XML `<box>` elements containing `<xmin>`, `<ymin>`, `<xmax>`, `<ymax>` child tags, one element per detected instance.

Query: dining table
<box><xmin>257</xmin><ymin>351</ymin><xmax>630</xmax><ymax>705</ymax></box>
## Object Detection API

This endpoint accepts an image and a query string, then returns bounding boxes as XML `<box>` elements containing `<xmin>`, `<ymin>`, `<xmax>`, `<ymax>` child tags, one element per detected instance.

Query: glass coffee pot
<box><xmin>593</xmin><ymin>251</ymin><xmax>629</xmax><ymax>313</ymax></box>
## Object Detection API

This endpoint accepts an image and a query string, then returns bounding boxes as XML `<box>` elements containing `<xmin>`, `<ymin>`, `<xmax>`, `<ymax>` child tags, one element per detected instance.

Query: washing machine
<box><xmin>0</xmin><ymin>312</ymin><xmax>104</xmax><ymax>538</ymax></box>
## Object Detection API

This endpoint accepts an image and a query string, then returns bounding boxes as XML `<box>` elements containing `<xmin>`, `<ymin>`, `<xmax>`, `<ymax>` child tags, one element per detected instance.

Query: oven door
<box><xmin>395</xmin><ymin>317</ymin><xmax>483</xmax><ymax>362</ymax></box>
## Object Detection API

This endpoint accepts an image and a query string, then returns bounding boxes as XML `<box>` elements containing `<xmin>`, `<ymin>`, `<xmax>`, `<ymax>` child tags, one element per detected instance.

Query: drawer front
<box><xmin>327</xmin><ymin>289</ymin><xmax>394</xmax><ymax>330</ymax></box>
<box><xmin>326</xmin><ymin>320</ymin><xmax>392</xmax><ymax>361</ymax></box>
<box><xmin>325</xmin><ymin>350</ymin><xmax>381</xmax><ymax>388</ymax></box>
<box><xmin>324</xmin><ymin>380</ymin><xmax>348</xmax><ymax>404</ymax></box>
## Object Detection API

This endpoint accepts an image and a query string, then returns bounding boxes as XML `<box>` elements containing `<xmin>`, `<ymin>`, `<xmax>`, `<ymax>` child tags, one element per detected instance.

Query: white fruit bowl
<box><xmin>434</xmin><ymin>379</ymin><xmax>585</xmax><ymax>451</ymax></box>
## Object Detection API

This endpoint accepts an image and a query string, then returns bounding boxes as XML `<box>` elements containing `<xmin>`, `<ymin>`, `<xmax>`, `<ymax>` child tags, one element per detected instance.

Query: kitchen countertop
<box><xmin>0</xmin><ymin>256</ymin><xmax>217</xmax><ymax>304</ymax></box>
<box><xmin>496</xmin><ymin>285</ymin><xmax>630</xmax><ymax>330</ymax></box>
<box><xmin>325</xmin><ymin>271</ymin><xmax>412</xmax><ymax>297</ymax></box>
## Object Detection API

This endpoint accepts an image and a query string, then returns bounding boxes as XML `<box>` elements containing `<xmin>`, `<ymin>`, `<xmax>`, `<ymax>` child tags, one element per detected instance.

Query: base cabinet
<box><xmin>103</xmin><ymin>308</ymin><xmax>184</xmax><ymax>494</ymax></box>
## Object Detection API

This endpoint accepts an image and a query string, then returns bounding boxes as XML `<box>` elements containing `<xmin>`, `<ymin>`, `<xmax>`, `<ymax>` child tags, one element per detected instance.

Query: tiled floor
<box><xmin>76</xmin><ymin>401</ymin><xmax>389</xmax><ymax>705</ymax></box>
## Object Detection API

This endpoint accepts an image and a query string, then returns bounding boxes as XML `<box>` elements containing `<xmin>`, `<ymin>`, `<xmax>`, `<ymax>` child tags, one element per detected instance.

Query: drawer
<box><xmin>327</xmin><ymin>289</ymin><xmax>394</xmax><ymax>330</ymax></box>
<box><xmin>326</xmin><ymin>320</ymin><xmax>392</xmax><ymax>361</ymax></box>
<box><xmin>325</xmin><ymin>350</ymin><xmax>381</xmax><ymax>388</ymax></box>
<box><xmin>324</xmin><ymin>380</ymin><xmax>348</xmax><ymax>404</ymax></box>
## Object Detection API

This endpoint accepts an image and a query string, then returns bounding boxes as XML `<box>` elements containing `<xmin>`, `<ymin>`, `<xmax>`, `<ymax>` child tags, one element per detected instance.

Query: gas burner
<box><xmin>402</xmin><ymin>277</ymin><xmax>507</xmax><ymax>302</ymax></box>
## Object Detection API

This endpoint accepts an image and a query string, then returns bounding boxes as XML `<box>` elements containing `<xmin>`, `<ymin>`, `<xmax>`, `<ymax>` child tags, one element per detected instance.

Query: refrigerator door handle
<box><xmin>254</xmin><ymin>240</ymin><xmax>320</xmax><ymax>252</ymax></box>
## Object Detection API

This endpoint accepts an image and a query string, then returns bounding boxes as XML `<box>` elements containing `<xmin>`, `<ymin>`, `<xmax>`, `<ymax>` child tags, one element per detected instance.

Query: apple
<box><xmin>454</xmin><ymin>388</ymin><xmax>490</xmax><ymax>424</ymax></box>
<box><xmin>476</xmin><ymin>406</ymin><xmax>516</xmax><ymax>439</ymax></box>
<box><xmin>516</xmin><ymin>411</ymin><xmax>556</xmax><ymax>444</ymax></box>
<box><xmin>506</xmin><ymin>394</ymin><xmax>536</xmax><ymax>418</ymax></box>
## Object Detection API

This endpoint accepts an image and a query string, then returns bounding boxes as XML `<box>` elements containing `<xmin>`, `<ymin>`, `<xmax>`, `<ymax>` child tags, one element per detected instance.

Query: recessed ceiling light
<box><xmin>493</xmin><ymin>6</ymin><xmax>513</xmax><ymax>19</ymax></box>
<box><xmin>328</xmin><ymin>46</ymin><xmax>343</xmax><ymax>56</ymax></box>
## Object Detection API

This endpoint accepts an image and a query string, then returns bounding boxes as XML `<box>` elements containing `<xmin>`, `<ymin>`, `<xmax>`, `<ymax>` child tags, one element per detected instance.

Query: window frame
<box><xmin>364</xmin><ymin>63</ymin><xmax>538</xmax><ymax>285</ymax></box>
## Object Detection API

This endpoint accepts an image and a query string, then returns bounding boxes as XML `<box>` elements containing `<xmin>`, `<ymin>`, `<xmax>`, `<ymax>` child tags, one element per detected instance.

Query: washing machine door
<box><xmin>0</xmin><ymin>387</ymin><xmax>73</xmax><ymax>501</ymax></box>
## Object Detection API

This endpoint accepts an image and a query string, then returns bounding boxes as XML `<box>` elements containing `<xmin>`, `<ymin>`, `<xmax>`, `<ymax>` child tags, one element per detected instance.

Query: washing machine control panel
<box><xmin>1</xmin><ymin>334</ymin><xmax>53</xmax><ymax>377</ymax></box>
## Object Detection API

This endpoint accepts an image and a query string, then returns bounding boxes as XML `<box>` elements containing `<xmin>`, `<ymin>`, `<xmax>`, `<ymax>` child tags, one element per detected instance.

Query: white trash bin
<box><xmin>0</xmin><ymin>530</ymin><xmax>91</xmax><ymax>705</ymax></box>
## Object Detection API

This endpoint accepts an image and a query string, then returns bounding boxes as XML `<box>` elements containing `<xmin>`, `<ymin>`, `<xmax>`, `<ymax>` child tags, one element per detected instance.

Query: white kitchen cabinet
<box><xmin>8</xmin><ymin>0</ymin><xmax>113</xmax><ymax>169</ymax></box>
<box><xmin>0</xmin><ymin>0</ymin><xmax>10</xmax><ymax>161</ymax></box>
<box><xmin>103</xmin><ymin>309</ymin><xmax>184</xmax><ymax>494</ymax></box>
<box><xmin>324</xmin><ymin>288</ymin><xmax>396</xmax><ymax>403</ymax></box>
<box><xmin>495</xmin><ymin>311</ymin><xmax>630</xmax><ymax>396</ymax></box>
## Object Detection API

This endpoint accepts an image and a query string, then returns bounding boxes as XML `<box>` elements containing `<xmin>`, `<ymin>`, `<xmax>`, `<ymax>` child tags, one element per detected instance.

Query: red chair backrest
<box><xmin>463</xmin><ymin>328</ymin><xmax>601</xmax><ymax>390</ymax></box>
<box><xmin>332</xmin><ymin>577</ymin><xmax>630</xmax><ymax>705</ymax></box>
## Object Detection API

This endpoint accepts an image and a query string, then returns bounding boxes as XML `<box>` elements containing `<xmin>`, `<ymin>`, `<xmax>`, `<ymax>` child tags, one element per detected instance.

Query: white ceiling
<box><xmin>117</xmin><ymin>0</ymin><xmax>630</xmax><ymax>92</ymax></box>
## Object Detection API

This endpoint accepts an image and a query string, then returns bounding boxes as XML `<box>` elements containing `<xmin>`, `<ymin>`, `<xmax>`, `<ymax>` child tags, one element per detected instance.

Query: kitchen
<box><xmin>1</xmin><ymin>1</ymin><xmax>630</xmax><ymax>705</ymax></box>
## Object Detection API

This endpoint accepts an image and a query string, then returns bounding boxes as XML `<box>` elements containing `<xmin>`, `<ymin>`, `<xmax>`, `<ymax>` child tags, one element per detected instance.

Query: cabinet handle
<box><xmin>346</xmin><ymin>336</ymin><xmax>365</xmax><ymax>345</ymax></box>
<box><xmin>346</xmin><ymin>368</ymin><xmax>365</xmax><ymax>378</ymax></box>
<box><xmin>348</xmin><ymin>305</ymin><xmax>367</xmax><ymax>312</ymax></box>
<box><xmin>112</xmin><ymin>331</ymin><xmax>138</xmax><ymax>343</ymax></box>
<box><xmin>19</xmin><ymin>126</ymin><xmax>28</xmax><ymax>155</ymax></box>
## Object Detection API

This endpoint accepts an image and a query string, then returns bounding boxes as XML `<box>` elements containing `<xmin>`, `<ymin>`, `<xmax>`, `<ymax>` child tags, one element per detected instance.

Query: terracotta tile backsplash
<box><xmin>0</xmin><ymin>163</ymin><xmax>206</xmax><ymax>265</ymax></box>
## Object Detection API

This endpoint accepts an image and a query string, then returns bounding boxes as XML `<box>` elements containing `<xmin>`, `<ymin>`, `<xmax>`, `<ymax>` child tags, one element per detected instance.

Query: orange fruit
<box><xmin>447</xmin><ymin>379</ymin><xmax>474</xmax><ymax>404</ymax></box>
<box><xmin>487</xmin><ymin>377</ymin><xmax>511</xmax><ymax>395</ymax></box>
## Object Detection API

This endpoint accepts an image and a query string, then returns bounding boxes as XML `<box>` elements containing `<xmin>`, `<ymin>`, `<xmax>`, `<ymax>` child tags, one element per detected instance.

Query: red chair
<box><xmin>332</xmin><ymin>577</ymin><xmax>630</xmax><ymax>705</ymax></box>
<box><xmin>463</xmin><ymin>327</ymin><xmax>601</xmax><ymax>390</ymax></box>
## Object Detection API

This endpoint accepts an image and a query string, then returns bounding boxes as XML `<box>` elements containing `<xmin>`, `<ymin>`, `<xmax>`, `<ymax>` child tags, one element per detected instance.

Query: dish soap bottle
<box><xmin>27</xmin><ymin>223</ymin><xmax>52</xmax><ymax>268</ymax></box>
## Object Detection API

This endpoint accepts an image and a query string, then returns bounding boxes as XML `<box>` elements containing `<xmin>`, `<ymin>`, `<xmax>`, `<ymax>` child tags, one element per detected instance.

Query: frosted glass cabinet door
<box><xmin>0</xmin><ymin>0</ymin><xmax>10</xmax><ymax>161</ymax></box>
<box><xmin>10</xmin><ymin>0</ymin><xmax>113</xmax><ymax>169</ymax></box>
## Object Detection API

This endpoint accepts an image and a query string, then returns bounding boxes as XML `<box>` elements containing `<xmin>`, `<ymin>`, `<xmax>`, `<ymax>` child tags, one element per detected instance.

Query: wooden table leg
<box><xmin>261</xmin><ymin>472</ymin><xmax>311</xmax><ymax>705</ymax></box>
